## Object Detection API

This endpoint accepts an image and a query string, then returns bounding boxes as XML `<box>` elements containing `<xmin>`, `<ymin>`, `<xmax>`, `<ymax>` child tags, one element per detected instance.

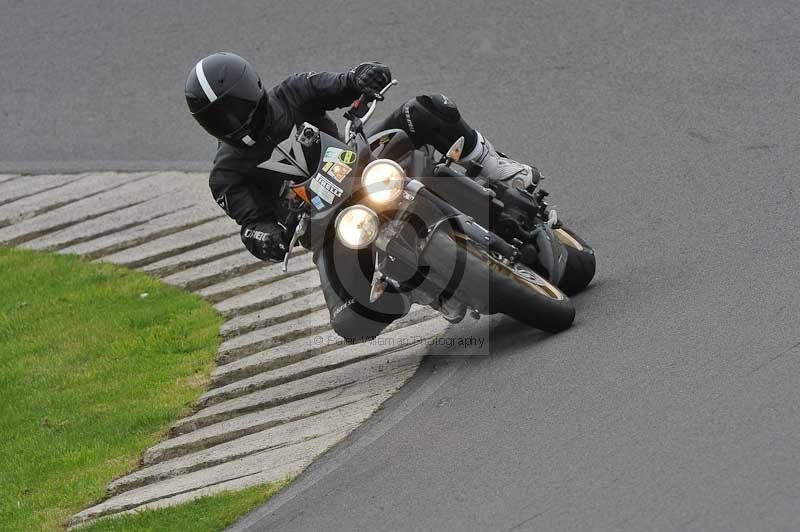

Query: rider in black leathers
<box><xmin>186</xmin><ymin>52</ymin><xmax>538</xmax><ymax>342</ymax></box>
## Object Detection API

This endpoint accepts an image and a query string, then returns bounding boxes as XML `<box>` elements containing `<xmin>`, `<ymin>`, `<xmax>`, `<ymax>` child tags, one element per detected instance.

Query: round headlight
<box><xmin>361</xmin><ymin>159</ymin><xmax>405</xmax><ymax>204</ymax></box>
<box><xmin>335</xmin><ymin>205</ymin><xmax>379</xmax><ymax>249</ymax></box>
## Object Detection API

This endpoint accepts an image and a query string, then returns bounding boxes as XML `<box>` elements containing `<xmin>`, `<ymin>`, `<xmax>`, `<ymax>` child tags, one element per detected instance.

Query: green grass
<box><xmin>79</xmin><ymin>479</ymin><xmax>291</xmax><ymax>532</ymax></box>
<box><xmin>0</xmin><ymin>248</ymin><xmax>230</xmax><ymax>530</ymax></box>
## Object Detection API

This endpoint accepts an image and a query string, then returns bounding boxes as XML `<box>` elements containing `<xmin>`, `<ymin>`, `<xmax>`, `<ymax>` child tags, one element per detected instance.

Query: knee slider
<box><xmin>415</xmin><ymin>94</ymin><xmax>462</xmax><ymax>122</ymax></box>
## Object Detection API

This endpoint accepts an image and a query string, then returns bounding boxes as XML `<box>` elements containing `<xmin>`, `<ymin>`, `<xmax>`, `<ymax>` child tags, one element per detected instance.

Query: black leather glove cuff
<box><xmin>241</xmin><ymin>221</ymin><xmax>288</xmax><ymax>262</ymax></box>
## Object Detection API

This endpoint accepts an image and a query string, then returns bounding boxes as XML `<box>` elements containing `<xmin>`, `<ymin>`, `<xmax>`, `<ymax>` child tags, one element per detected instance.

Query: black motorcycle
<box><xmin>279</xmin><ymin>80</ymin><xmax>595</xmax><ymax>333</ymax></box>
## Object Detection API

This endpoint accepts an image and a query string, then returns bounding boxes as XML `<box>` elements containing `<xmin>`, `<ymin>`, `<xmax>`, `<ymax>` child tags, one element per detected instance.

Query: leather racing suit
<box><xmin>209</xmin><ymin>70</ymin><xmax>478</xmax><ymax>342</ymax></box>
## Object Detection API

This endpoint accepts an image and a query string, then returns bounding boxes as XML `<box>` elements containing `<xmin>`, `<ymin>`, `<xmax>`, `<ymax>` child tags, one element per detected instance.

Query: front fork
<box><xmin>370</xmin><ymin>181</ymin><xmax>519</xmax><ymax>303</ymax></box>
<box><xmin>369</xmin><ymin>179</ymin><xmax>426</xmax><ymax>302</ymax></box>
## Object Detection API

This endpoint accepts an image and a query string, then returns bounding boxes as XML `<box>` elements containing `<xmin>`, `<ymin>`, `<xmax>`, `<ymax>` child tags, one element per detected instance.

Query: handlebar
<box><xmin>344</xmin><ymin>79</ymin><xmax>398</xmax><ymax>143</ymax></box>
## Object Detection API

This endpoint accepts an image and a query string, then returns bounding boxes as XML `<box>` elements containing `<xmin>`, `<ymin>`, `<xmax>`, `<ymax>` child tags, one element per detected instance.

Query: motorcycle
<box><xmin>278</xmin><ymin>80</ymin><xmax>595</xmax><ymax>333</ymax></box>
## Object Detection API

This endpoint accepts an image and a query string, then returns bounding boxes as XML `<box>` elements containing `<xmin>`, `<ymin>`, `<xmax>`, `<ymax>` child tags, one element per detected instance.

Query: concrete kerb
<box><xmin>0</xmin><ymin>172</ymin><xmax>443</xmax><ymax>526</ymax></box>
<box><xmin>108</xmin><ymin>396</ymin><xmax>387</xmax><ymax>495</ymax></box>
<box><xmin>142</xmin><ymin>389</ymin><xmax>381</xmax><ymax>465</ymax></box>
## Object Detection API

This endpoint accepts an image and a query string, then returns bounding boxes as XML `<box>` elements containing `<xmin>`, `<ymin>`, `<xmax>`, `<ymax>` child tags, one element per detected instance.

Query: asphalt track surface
<box><xmin>4</xmin><ymin>1</ymin><xmax>799</xmax><ymax>531</ymax></box>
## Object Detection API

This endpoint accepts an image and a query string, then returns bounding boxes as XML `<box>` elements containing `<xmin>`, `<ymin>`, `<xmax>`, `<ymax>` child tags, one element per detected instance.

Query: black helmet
<box><xmin>185</xmin><ymin>52</ymin><xmax>266</xmax><ymax>148</ymax></box>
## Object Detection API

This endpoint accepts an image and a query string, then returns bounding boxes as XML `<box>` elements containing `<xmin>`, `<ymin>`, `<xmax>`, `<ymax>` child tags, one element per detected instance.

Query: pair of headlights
<box><xmin>335</xmin><ymin>159</ymin><xmax>405</xmax><ymax>249</ymax></box>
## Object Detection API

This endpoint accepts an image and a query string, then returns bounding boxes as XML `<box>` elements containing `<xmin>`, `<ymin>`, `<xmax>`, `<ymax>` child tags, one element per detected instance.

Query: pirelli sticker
<box><xmin>309</xmin><ymin>172</ymin><xmax>343</xmax><ymax>204</ymax></box>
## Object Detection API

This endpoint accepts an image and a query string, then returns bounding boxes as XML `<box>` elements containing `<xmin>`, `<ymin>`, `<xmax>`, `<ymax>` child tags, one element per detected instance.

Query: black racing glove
<box><xmin>349</xmin><ymin>62</ymin><xmax>392</xmax><ymax>99</ymax></box>
<box><xmin>240</xmin><ymin>221</ymin><xmax>289</xmax><ymax>262</ymax></box>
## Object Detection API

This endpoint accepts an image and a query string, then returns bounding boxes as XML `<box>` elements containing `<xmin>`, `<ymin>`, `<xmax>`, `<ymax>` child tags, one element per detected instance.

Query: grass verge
<box><xmin>79</xmin><ymin>479</ymin><xmax>291</xmax><ymax>532</ymax></box>
<box><xmin>0</xmin><ymin>248</ymin><xmax>232</xmax><ymax>530</ymax></box>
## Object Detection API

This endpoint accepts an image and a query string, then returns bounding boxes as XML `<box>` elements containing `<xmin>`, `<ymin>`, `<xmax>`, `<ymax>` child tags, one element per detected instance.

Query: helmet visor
<box><xmin>194</xmin><ymin>94</ymin><xmax>258</xmax><ymax>139</ymax></box>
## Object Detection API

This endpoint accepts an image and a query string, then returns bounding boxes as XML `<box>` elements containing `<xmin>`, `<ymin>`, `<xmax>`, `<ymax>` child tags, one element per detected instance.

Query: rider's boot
<box><xmin>460</xmin><ymin>131</ymin><xmax>541</xmax><ymax>191</ymax></box>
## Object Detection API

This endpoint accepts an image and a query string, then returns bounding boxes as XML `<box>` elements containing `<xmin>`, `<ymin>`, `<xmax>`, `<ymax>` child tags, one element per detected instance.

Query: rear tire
<box><xmin>554</xmin><ymin>226</ymin><xmax>596</xmax><ymax>295</ymax></box>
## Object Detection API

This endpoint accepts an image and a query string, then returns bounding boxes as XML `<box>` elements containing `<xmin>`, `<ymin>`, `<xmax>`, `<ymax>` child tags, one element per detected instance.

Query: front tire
<box><xmin>486</xmin><ymin>250</ymin><xmax>575</xmax><ymax>332</ymax></box>
<box><xmin>420</xmin><ymin>230</ymin><xmax>575</xmax><ymax>332</ymax></box>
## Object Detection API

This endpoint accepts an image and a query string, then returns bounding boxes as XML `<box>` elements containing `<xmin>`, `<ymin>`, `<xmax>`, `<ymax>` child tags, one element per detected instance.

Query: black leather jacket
<box><xmin>209</xmin><ymin>71</ymin><xmax>360</xmax><ymax>241</ymax></box>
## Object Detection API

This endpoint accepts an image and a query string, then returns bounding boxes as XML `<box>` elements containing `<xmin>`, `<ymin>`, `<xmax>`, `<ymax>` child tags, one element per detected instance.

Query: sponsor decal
<box><xmin>323</xmin><ymin>147</ymin><xmax>344</xmax><ymax>163</ymax></box>
<box><xmin>322</xmin><ymin>161</ymin><xmax>333</xmax><ymax>172</ymax></box>
<box><xmin>256</xmin><ymin>125</ymin><xmax>308</xmax><ymax>177</ymax></box>
<box><xmin>243</xmin><ymin>228</ymin><xmax>271</xmax><ymax>241</ymax></box>
<box><xmin>339</xmin><ymin>150</ymin><xmax>357</xmax><ymax>164</ymax></box>
<box><xmin>309</xmin><ymin>177</ymin><xmax>333</xmax><ymax>204</ymax></box>
<box><xmin>309</xmin><ymin>173</ymin><xmax>342</xmax><ymax>204</ymax></box>
<box><xmin>326</xmin><ymin>161</ymin><xmax>351</xmax><ymax>182</ymax></box>
<box><xmin>316</xmin><ymin>173</ymin><xmax>343</xmax><ymax>196</ymax></box>
<box><xmin>332</xmin><ymin>298</ymin><xmax>355</xmax><ymax>319</ymax></box>
<box><xmin>379</xmin><ymin>135</ymin><xmax>391</xmax><ymax>145</ymax></box>
<box><xmin>311</xmin><ymin>196</ymin><xmax>325</xmax><ymax>210</ymax></box>
<box><xmin>215</xmin><ymin>194</ymin><xmax>228</xmax><ymax>213</ymax></box>
<box><xmin>402</xmin><ymin>103</ymin><xmax>415</xmax><ymax>133</ymax></box>
<box><xmin>291</xmin><ymin>185</ymin><xmax>309</xmax><ymax>204</ymax></box>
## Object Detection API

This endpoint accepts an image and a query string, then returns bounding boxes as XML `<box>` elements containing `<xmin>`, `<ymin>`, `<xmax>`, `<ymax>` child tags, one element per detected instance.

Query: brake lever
<box><xmin>282</xmin><ymin>213</ymin><xmax>309</xmax><ymax>272</ymax></box>
<box><xmin>378</xmin><ymin>79</ymin><xmax>398</xmax><ymax>96</ymax></box>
